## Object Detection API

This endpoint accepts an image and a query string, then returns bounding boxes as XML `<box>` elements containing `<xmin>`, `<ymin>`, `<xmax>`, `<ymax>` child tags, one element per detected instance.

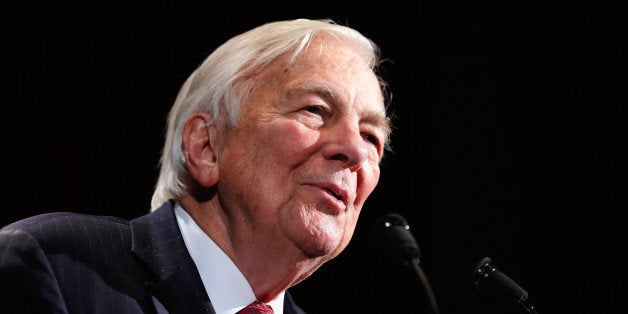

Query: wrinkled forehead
<box><xmin>241</xmin><ymin>31</ymin><xmax>386</xmax><ymax>116</ymax></box>
<box><xmin>300</xmin><ymin>34</ymin><xmax>384</xmax><ymax>104</ymax></box>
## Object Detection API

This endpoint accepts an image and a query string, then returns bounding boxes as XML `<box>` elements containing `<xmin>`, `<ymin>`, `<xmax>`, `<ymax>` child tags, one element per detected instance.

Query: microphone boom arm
<box><xmin>410</xmin><ymin>257</ymin><xmax>441</xmax><ymax>314</ymax></box>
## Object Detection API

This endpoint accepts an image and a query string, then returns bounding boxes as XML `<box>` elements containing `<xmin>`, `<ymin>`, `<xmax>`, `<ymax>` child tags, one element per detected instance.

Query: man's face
<box><xmin>215</xmin><ymin>34</ymin><xmax>389</xmax><ymax>261</ymax></box>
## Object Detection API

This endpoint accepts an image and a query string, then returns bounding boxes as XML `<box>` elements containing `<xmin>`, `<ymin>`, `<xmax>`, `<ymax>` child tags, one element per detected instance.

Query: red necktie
<box><xmin>237</xmin><ymin>301</ymin><xmax>274</xmax><ymax>314</ymax></box>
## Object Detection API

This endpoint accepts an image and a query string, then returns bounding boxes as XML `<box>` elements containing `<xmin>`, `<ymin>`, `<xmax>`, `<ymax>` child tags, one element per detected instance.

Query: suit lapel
<box><xmin>131</xmin><ymin>200</ymin><xmax>215</xmax><ymax>314</ymax></box>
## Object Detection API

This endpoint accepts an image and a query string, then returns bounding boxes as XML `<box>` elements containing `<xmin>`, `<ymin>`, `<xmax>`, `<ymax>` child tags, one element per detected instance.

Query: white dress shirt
<box><xmin>175</xmin><ymin>204</ymin><xmax>284</xmax><ymax>314</ymax></box>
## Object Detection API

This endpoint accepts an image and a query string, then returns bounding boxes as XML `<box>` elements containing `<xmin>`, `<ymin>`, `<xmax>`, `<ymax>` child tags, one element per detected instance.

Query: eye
<box><xmin>295</xmin><ymin>105</ymin><xmax>326</xmax><ymax>129</ymax></box>
<box><xmin>304</xmin><ymin>105</ymin><xmax>322</xmax><ymax>115</ymax></box>
<box><xmin>363</xmin><ymin>132</ymin><xmax>381</xmax><ymax>147</ymax></box>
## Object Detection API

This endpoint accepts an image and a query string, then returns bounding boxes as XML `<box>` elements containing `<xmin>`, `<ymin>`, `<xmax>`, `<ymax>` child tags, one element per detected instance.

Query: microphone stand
<box><xmin>410</xmin><ymin>258</ymin><xmax>441</xmax><ymax>314</ymax></box>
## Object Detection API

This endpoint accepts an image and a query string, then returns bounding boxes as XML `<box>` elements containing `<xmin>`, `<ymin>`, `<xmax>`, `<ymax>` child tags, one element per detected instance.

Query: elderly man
<box><xmin>1</xmin><ymin>18</ymin><xmax>392</xmax><ymax>314</ymax></box>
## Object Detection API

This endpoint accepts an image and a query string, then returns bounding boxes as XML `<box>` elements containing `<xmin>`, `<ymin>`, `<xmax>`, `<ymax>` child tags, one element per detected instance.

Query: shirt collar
<box><xmin>174</xmin><ymin>203</ymin><xmax>284</xmax><ymax>314</ymax></box>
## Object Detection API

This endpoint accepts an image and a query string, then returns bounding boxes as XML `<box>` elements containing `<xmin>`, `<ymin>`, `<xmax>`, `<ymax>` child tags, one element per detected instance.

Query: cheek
<box><xmin>263</xmin><ymin>121</ymin><xmax>319</xmax><ymax>162</ymax></box>
<box><xmin>246</xmin><ymin>121</ymin><xmax>319</xmax><ymax>201</ymax></box>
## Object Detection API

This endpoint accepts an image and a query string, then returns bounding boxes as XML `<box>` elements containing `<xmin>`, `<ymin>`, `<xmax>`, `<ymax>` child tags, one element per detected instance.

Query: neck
<box><xmin>178</xmin><ymin>196</ymin><xmax>324</xmax><ymax>301</ymax></box>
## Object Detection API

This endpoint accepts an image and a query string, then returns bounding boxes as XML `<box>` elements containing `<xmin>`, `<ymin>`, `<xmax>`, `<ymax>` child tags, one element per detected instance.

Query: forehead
<box><xmin>273</xmin><ymin>34</ymin><xmax>385</xmax><ymax>112</ymax></box>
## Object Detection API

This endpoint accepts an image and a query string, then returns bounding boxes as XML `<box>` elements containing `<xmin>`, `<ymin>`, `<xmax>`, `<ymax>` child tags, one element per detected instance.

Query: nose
<box><xmin>322</xmin><ymin>121</ymin><xmax>369</xmax><ymax>171</ymax></box>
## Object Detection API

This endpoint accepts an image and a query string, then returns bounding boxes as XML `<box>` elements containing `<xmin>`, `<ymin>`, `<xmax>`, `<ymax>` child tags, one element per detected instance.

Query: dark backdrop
<box><xmin>12</xmin><ymin>1</ymin><xmax>625</xmax><ymax>313</ymax></box>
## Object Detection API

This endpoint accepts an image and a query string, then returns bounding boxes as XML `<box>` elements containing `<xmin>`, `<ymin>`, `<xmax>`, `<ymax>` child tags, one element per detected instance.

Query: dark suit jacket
<box><xmin>0</xmin><ymin>200</ymin><xmax>306</xmax><ymax>314</ymax></box>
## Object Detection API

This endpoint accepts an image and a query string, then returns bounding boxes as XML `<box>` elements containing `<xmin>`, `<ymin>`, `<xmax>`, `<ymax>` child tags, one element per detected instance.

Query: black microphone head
<box><xmin>371</xmin><ymin>213</ymin><xmax>421</xmax><ymax>266</ymax></box>
<box><xmin>466</xmin><ymin>257</ymin><xmax>531</xmax><ymax>312</ymax></box>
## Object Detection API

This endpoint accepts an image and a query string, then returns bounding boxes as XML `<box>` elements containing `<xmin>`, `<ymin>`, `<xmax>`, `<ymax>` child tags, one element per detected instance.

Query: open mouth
<box><xmin>306</xmin><ymin>182</ymin><xmax>349</xmax><ymax>207</ymax></box>
<box><xmin>325</xmin><ymin>188</ymin><xmax>343</xmax><ymax>201</ymax></box>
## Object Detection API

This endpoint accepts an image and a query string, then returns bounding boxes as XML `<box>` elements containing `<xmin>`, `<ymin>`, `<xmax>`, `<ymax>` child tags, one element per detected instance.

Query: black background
<box><xmin>12</xmin><ymin>1</ymin><xmax>625</xmax><ymax>313</ymax></box>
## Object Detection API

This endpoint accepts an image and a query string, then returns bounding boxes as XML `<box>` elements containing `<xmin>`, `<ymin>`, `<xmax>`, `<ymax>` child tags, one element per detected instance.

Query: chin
<box><xmin>284</xmin><ymin>206</ymin><xmax>346</xmax><ymax>258</ymax></box>
<box><xmin>299</xmin><ymin>244</ymin><xmax>335</xmax><ymax>259</ymax></box>
<box><xmin>300</xmin><ymin>221</ymin><xmax>343</xmax><ymax>258</ymax></box>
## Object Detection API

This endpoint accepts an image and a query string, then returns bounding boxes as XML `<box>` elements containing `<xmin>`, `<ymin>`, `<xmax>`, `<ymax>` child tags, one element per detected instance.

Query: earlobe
<box><xmin>182</xmin><ymin>113</ymin><xmax>219</xmax><ymax>187</ymax></box>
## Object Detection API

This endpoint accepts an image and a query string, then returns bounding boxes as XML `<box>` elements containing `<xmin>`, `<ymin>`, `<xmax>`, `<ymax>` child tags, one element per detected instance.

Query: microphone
<box><xmin>466</xmin><ymin>257</ymin><xmax>538</xmax><ymax>313</ymax></box>
<box><xmin>371</xmin><ymin>213</ymin><xmax>440</xmax><ymax>314</ymax></box>
<box><xmin>371</xmin><ymin>213</ymin><xmax>421</xmax><ymax>266</ymax></box>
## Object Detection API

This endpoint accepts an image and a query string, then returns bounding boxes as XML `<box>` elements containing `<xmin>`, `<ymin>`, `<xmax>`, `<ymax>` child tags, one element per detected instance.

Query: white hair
<box><xmin>150</xmin><ymin>18</ymin><xmax>389</xmax><ymax>211</ymax></box>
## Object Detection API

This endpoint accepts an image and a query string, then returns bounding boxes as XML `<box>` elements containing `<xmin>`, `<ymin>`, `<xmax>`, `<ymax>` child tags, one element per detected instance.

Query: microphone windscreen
<box><xmin>371</xmin><ymin>213</ymin><xmax>421</xmax><ymax>264</ymax></box>
<box><xmin>467</xmin><ymin>257</ymin><xmax>529</xmax><ymax>309</ymax></box>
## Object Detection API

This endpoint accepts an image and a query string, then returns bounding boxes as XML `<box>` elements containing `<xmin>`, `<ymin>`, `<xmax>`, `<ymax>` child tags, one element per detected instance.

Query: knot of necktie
<box><xmin>237</xmin><ymin>300</ymin><xmax>274</xmax><ymax>314</ymax></box>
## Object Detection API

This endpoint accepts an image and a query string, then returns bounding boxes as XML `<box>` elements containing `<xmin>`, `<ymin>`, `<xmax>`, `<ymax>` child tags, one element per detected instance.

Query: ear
<box><xmin>182</xmin><ymin>113</ymin><xmax>219</xmax><ymax>187</ymax></box>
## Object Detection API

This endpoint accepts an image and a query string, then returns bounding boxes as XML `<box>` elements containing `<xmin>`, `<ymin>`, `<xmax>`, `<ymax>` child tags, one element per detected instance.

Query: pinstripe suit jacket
<box><xmin>0</xmin><ymin>200</ymin><xmax>306</xmax><ymax>314</ymax></box>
